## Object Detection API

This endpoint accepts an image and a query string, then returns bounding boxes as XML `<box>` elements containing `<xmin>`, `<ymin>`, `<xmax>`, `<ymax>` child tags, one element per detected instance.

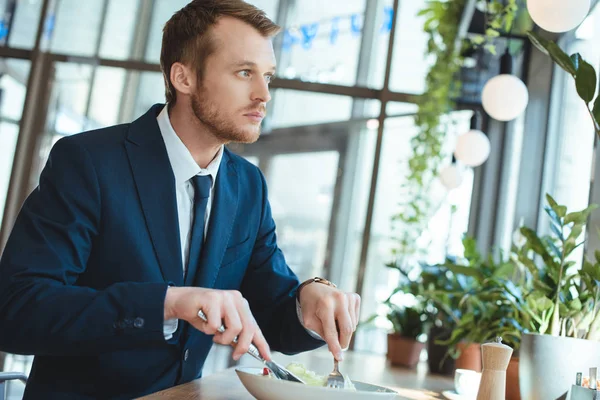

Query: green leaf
<box><xmin>575</xmin><ymin>58</ymin><xmax>597</xmax><ymax>103</ymax></box>
<box><xmin>550</xmin><ymin>223</ymin><xmax>565</xmax><ymax>241</ymax></box>
<box><xmin>545</xmin><ymin>239</ymin><xmax>562</xmax><ymax>259</ymax></box>
<box><xmin>546</xmin><ymin>194</ymin><xmax>559</xmax><ymax>209</ymax></box>
<box><xmin>583</xmin><ymin>260</ymin><xmax>600</xmax><ymax>281</ymax></box>
<box><xmin>493</xmin><ymin>263</ymin><xmax>515</xmax><ymax>279</ymax></box>
<box><xmin>565</xmin><ymin>204</ymin><xmax>599</xmax><ymax>225</ymax></box>
<box><xmin>520</xmin><ymin>227</ymin><xmax>558</xmax><ymax>269</ymax></box>
<box><xmin>471</xmin><ymin>35</ymin><xmax>485</xmax><ymax>45</ymax></box>
<box><xmin>485</xmin><ymin>28</ymin><xmax>500</xmax><ymax>38</ymax></box>
<box><xmin>569</xmin><ymin>298</ymin><xmax>583</xmax><ymax>311</ymax></box>
<box><xmin>546</xmin><ymin>194</ymin><xmax>567</xmax><ymax>218</ymax></box>
<box><xmin>545</xmin><ymin>206</ymin><xmax>560</xmax><ymax>225</ymax></box>
<box><xmin>536</xmin><ymin>296</ymin><xmax>554</xmax><ymax>311</ymax></box>
<box><xmin>527</xmin><ymin>31</ymin><xmax>576</xmax><ymax>76</ymax></box>
<box><xmin>445</xmin><ymin>264</ymin><xmax>484</xmax><ymax>281</ymax></box>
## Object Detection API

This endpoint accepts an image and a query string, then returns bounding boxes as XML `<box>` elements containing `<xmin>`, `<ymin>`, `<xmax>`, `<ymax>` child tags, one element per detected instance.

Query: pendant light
<box><xmin>454</xmin><ymin>111</ymin><xmax>491</xmax><ymax>167</ymax></box>
<box><xmin>481</xmin><ymin>49</ymin><xmax>529</xmax><ymax>121</ymax></box>
<box><xmin>527</xmin><ymin>0</ymin><xmax>591</xmax><ymax>33</ymax></box>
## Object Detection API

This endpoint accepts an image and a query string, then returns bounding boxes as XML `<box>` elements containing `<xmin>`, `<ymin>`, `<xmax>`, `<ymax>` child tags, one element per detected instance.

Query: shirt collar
<box><xmin>157</xmin><ymin>105</ymin><xmax>223</xmax><ymax>188</ymax></box>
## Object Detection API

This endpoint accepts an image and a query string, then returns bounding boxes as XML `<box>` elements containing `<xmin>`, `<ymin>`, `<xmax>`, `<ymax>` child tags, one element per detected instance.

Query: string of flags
<box><xmin>282</xmin><ymin>6</ymin><xmax>394</xmax><ymax>51</ymax></box>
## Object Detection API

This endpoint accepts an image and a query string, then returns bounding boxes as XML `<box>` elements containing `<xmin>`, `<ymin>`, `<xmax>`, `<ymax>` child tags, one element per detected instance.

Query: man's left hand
<box><xmin>298</xmin><ymin>283</ymin><xmax>361</xmax><ymax>361</ymax></box>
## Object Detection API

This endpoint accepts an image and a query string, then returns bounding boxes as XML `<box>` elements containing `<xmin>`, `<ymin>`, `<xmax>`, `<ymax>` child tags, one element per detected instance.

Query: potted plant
<box><xmin>432</xmin><ymin>237</ymin><xmax>524</xmax><ymax>368</ymax></box>
<box><xmin>419</xmin><ymin>264</ymin><xmax>463</xmax><ymax>376</ymax></box>
<box><xmin>385</xmin><ymin>302</ymin><xmax>429</xmax><ymax>368</ymax></box>
<box><xmin>505</xmin><ymin>193</ymin><xmax>600</xmax><ymax>400</ymax></box>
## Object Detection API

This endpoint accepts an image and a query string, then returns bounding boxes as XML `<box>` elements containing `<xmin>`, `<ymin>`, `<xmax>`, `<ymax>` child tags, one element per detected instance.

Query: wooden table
<box><xmin>141</xmin><ymin>349</ymin><xmax>454</xmax><ymax>399</ymax></box>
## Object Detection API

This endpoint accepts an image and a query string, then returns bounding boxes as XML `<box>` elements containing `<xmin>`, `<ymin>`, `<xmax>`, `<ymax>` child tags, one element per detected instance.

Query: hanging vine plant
<box><xmin>391</xmin><ymin>0</ymin><xmax>520</xmax><ymax>264</ymax></box>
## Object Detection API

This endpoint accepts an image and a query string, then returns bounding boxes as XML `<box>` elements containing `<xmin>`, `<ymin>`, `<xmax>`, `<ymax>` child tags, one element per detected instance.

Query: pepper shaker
<box><xmin>476</xmin><ymin>337</ymin><xmax>513</xmax><ymax>400</ymax></box>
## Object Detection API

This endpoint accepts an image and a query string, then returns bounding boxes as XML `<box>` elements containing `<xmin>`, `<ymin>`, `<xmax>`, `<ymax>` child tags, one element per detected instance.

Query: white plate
<box><xmin>235</xmin><ymin>367</ymin><xmax>399</xmax><ymax>400</ymax></box>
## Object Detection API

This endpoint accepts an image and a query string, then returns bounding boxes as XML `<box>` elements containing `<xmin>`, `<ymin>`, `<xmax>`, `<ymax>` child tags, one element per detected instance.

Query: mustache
<box><xmin>242</xmin><ymin>105</ymin><xmax>267</xmax><ymax>114</ymax></box>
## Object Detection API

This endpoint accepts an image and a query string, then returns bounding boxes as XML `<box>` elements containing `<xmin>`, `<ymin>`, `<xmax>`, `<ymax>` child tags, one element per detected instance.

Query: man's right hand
<box><xmin>164</xmin><ymin>287</ymin><xmax>271</xmax><ymax>361</ymax></box>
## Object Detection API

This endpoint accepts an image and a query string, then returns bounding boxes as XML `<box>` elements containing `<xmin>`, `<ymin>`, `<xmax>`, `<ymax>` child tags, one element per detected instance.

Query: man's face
<box><xmin>190</xmin><ymin>17</ymin><xmax>276</xmax><ymax>144</ymax></box>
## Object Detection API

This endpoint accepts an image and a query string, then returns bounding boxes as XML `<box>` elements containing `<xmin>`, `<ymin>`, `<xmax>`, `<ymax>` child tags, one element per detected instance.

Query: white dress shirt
<box><xmin>157</xmin><ymin>106</ymin><xmax>223</xmax><ymax>340</ymax></box>
<box><xmin>157</xmin><ymin>105</ymin><xmax>322</xmax><ymax>342</ymax></box>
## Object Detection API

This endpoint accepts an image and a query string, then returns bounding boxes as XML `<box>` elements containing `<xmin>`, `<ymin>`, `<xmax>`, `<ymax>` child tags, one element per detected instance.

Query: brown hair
<box><xmin>160</xmin><ymin>0</ymin><xmax>281</xmax><ymax>105</ymax></box>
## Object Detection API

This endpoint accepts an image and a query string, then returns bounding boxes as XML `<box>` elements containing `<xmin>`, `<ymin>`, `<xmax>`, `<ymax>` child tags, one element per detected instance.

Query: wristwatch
<box><xmin>296</xmin><ymin>277</ymin><xmax>337</xmax><ymax>302</ymax></box>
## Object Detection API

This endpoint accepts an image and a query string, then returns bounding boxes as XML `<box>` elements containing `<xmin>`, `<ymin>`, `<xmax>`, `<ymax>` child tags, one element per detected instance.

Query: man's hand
<box><xmin>164</xmin><ymin>287</ymin><xmax>271</xmax><ymax>361</ymax></box>
<box><xmin>298</xmin><ymin>283</ymin><xmax>361</xmax><ymax>361</ymax></box>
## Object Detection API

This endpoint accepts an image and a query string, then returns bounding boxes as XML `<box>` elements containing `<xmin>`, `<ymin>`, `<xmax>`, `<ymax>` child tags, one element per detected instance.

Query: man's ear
<box><xmin>170</xmin><ymin>62</ymin><xmax>197</xmax><ymax>96</ymax></box>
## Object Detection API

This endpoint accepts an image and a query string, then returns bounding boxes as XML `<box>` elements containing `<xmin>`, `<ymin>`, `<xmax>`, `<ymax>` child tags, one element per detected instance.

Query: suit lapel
<box><xmin>125</xmin><ymin>104</ymin><xmax>184</xmax><ymax>286</ymax></box>
<box><xmin>194</xmin><ymin>151</ymin><xmax>239</xmax><ymax>289</ymax></box>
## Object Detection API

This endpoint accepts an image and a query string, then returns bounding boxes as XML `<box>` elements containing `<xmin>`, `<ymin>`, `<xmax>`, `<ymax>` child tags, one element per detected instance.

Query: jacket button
<box><xmin>184</xmin><ymin>349</ymin><xmax>190</xmax><ymax>361</ymax></box>
<box><xmin>133</xmin><ymin>317</ymin><xmax>144</xmax><ymax>328</ymax></box>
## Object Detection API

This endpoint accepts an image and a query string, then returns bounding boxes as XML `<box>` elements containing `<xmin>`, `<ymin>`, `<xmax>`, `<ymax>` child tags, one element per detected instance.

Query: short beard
<box><xmin>190</xmin><ymin>90</ymin><xmax>261</xmax><ymax>144</ymax></box>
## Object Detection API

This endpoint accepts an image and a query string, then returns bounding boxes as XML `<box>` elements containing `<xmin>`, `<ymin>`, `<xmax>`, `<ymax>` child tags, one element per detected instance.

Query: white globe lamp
<box><xmin>454</xmin><ymin>113</ymin><xmax>491</xmax><ymax>167</ymax></box>
<box><xmin>527</xmin><ymin>0</ymin><xmax>590</xmax><ymax>33</ymax></box>
<box><xmin>439</xmin><ymin>164</ymin><xmax>464</xmax><ymax>190</ymax></box>
<box><xmin>482</xmin><ymin>51</ymin><xmax>529</xmax><ymax>121</ymax></box>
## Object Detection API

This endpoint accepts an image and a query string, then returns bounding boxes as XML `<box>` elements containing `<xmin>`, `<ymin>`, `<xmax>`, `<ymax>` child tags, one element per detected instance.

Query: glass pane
<box><xmin>51</xmin><ymin>63</ymin><xmax>93</xmax><ymax>136</ymax></box>
<box><xmin>269</xmin><ymin>89</ymin><xmax>379</xmax><ymax>129</ymax></box>
<box><xmin>7</xmin><ymin>0</ymin><xmax>43</xmax><ymax>49</ymax></box>
<box><xmin>386</xmin><ymin>101</ymin><xmax>418</xmax><ymax>116</ymax></box>
<box><xmin>87</xmin><ymin>67</ymin><xmax>127</xmax><ymax>129</ymax></box>
<box><xmin>389</xmin><ymin>0</ymin><xmax>431</xmax><ymax>94</ymax></box>
<box><xmin>279</xmin><ymin>0</ymin><xmax>366</xmax><ymax>85</ymax></box>
<box><xmin>267</xmin><ymin>151</ymin><xmax>339</xmax><ymax>282</ymax></box>
<box><xmin>353</xmin><ymin>112</ymin><xmax>474</xmax><ymax>353</ymax></box>
<box><xmin>330</xmin><ymin>127</ymin><xmax>377</xmax><ymax>293</ymax></box>
<box><xmin>145</xmin><ymin>0</ymin><xmax>195</xmax><ymax>63</ymax></box>
<box><xmin>49</xmin><ymin>0</ymin><xmax>105</xmax><ymax>56</ymax></box>
<box><xmin>98</xmin><ymin>0</ymin><xmax>140</xmax><ymax>60</ymax></box>
<box><xmin>366</xmin><ymin>0</ymin><xmax>395</xmax><ymax>89</ymax></box>
<box><xmin>133</xmin><ymin>71</ymin><xmax>166</xmax><ymax>117</ymax></box>
<box><xmin>0</xmin><ymin>59</ymin><xmax>30</xmax><ymax>228</ymax></box>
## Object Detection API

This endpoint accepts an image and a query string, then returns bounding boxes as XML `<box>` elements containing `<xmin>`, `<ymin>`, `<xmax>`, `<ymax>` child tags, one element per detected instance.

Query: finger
<box><xmin>347</xmin><ymin>294</ymin><xmax>357</xmax><ymax>332</ymax></box>
<box><xmin>335</xmin><ymin>301</ymin><xmax>354</xmax><ymax>352</ymax></box>
<box><xmin>218</xmin><ymin>295</ymin><xmax>242</xmax><ymax>345</ymax></box>
<box><xmin>354</xmin><ymin>294</ymin><xmax>361</xmax><ymax>328</ymax></box>
<box><xmin>232</xmin><ymin>298</ymin><xmax>256</xmax><ymax>361</ymax></box>
<box><xmin>252</xmin><ymin>325</ymin><xmax>272</xmax><ymax>362</ymax></box>
<box><xmin>317</xmin><ymin>300</ymin><xmax>343</xmax><ymax>361</ymax></box>
<box><xmin>199</xmin><ymin>302</ymin><xmax>222</xmax><ymax>336</ymax></box>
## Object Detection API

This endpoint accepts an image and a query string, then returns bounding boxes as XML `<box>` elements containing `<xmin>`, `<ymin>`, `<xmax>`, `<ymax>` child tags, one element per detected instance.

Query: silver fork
<box><xmin>197</xmin><ymin>310</ymin><xmax>305</xmax><ymax>384</ymax></box>
<box><xmin>326</xmin><ymin>357</ymin><xmax>349</xmax><ymax>389</ymax></box>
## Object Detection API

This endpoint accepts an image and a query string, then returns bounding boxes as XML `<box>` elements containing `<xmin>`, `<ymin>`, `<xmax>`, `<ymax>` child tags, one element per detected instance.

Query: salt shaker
<box><xmin>476</xmin><ymin>337</ymin><xmax>514</xmax><ymax>400</ymax></box>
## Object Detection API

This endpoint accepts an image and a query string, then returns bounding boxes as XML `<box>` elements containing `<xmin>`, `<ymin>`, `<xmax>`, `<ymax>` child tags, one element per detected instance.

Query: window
<box><xmin>353</xmin><ymin>111</ymin><xmax>473</xmax><ymax>353</ymax></box>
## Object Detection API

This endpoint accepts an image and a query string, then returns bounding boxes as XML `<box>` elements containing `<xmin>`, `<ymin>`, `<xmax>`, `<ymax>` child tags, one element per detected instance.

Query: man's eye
<box><xmin>265</xmin><ymin>75</ymin><xmax>273</xmax><ymax>83</ymax></box>
<box><xmin>238</xmin><ymin>70</ymin><xmax>251</xmax><ymax>78</ymax></box>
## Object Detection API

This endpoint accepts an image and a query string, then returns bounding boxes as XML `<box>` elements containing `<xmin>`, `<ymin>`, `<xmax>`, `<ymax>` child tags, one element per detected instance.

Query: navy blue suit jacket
<box><xmin>0</xmin><ymin>104</ymin><xmax>323</xmax><ymax>399</ymax></box>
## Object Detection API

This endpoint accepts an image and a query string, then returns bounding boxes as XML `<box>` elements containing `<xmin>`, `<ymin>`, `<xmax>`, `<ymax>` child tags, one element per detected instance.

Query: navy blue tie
<box><xmin>184</xmin><ymin>174</ymin><xmax>213</xmax><ymax>286</ymax></box>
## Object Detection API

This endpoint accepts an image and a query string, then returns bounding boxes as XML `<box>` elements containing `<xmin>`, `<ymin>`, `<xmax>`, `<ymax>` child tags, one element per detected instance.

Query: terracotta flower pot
<box><xmin>506</xmin><ymin>356</ymin><xmax>521</xmax><ymax>400</ymax></box>
<box><xmin>387</xmin><ymin>333</ymin><xmax>425</xmax><ymax>368</ymax></box>
<box><xmin>455</xmin><ymin>342</ymin><xmax>482</xmax><ymax>372</ymax></box>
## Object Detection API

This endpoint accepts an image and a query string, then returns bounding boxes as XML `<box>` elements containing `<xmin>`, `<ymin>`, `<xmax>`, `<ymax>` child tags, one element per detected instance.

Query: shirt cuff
<box><xmin>296</xmin><ymin>298</ymin><xmax>324</xmax><ymax>341</ymax></box>
<box><xmin>163</xmin><ymin>318</ymin><xmax>178</xmax><ymax>340</ymax></box>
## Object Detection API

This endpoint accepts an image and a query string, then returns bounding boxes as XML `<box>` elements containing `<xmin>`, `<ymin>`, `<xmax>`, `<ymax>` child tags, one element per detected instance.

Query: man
<box><xmin>0</xmin><ymin>1</ymin><xmax>361</xmax><ymax>399</ymax></box>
